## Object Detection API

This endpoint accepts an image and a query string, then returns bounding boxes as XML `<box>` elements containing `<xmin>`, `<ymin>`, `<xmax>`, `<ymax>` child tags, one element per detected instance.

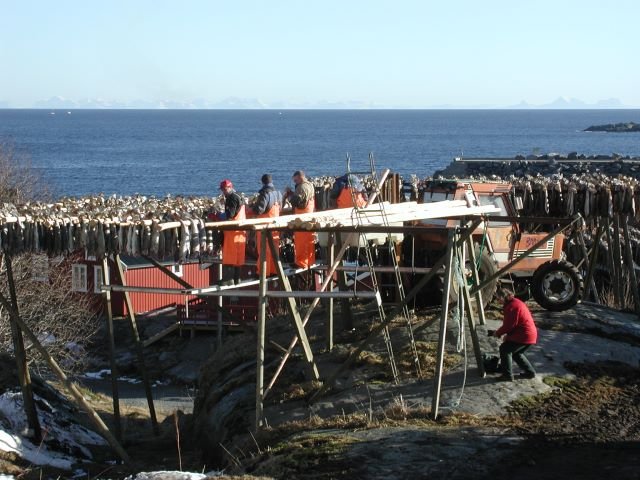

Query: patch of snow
<box><xmin>81</xmin><ymin>370</ymin><xmax>144</xmax><ymax>384</ymax></box>
<box><xmin>0</xmin><ymin>390</ymin><xmax>106</xmax><ymax>471</ymax></box>
<box><xmin>124</xmin><ymin>471</ymin><xmax>215</xmax><ymax>480</ymax></box>
<box><xmin>82</xmin><ymin>369</ymin><xmax>111</xmax><ymax>379</ymax></box>
<box><xmin>120</xmin><ymin>376</ymin><xmax>142</xmax><ymax>384</ymax></box>
<box><xmin>38</xmin><ymin>332</ymin><xmax>57</xmax><ymax>346</ymax></box>
<box><xmin>0</xmin><ymin>474</ymin><xmax>17</xmax><ymax>480</ymax></box>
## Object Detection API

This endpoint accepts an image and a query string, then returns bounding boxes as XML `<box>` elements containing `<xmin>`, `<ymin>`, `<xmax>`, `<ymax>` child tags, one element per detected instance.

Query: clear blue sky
<box><xmin>1</xmin><ymin>0</ymin><xmax>638</xmax><ymax>108</ymax></box>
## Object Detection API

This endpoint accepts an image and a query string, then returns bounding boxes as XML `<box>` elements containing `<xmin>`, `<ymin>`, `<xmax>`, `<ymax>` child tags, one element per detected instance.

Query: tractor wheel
<box><xmin>472</xmin><ymin>246</ymin><xmax>499</xmax><ymax>307</ymax></box>
<box><xmin>531</xmin><ymin>259</ymin><xmax>584</xmax><ymax>311</ymax></box>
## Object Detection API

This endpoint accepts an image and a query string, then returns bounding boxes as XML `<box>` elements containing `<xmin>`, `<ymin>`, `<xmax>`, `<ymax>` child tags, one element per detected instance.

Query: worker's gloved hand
<box><xmin>487</xmin><ymin>329</ymin><xmax>496</xmax><ymax>337</ymax></box>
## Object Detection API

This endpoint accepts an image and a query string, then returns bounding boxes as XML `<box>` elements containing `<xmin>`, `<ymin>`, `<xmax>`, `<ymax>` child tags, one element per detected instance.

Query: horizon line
<box><xmin>2</xmin><ymin>107</ymin><xmax>640</xmax><ymax>111</ymax></box>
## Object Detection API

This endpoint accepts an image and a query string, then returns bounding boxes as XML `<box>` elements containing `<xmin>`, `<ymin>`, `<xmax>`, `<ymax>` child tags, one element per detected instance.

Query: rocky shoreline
<box><xmin>584</xmin><ymin>122</ymin><xmax>640</xmax><ymax>132</ymax></box>
<box><xmin>430</xmin><ymin>152</ymin><xmax>640</xmax><ymax>179</ymax></box>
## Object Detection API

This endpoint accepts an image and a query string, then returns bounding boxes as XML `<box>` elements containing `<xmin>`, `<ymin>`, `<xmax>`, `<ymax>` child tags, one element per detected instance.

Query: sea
<box><xmin>1</xmin><ymin>109</ymin><xmax>639</xmax><ymax>198</ymax></box>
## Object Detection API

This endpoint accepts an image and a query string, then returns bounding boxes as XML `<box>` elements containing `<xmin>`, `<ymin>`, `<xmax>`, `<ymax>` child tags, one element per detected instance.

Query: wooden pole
<box><xmin>114</xmin><ymin>255</ymin><xmax>159</xmax><ymax>435</ymax></box>
<box><xmin>622</xmin><ymin>217</ymin><xmax>640</xmax><ymax>318</ymax></box>
<box><xmin>612</xmin><ymin>215</ymin><xmax>624</xmax><ymax>307</ymax></box>
<box><xmin>575</xmin><ymin>227</ymin><xmax>599</xmax><ymax>302</ymax></box>
<box><xmin>432</xmin><ymin>229</ymin><xmax>456</xmax><ymax>420</ymax></box>
<box><xmin>604</xmin><ymin>219</ymin><xmax>619</xmax><ymax>306</ymax></box>
<box><xmin>456</xmin><ymin>238</ymin><xmax>485</xmax><ymax>377</ymax></box>
<box><xmin>334</xmin><ymin>232</ymin><xmax>354</xmax><ymax>331</ymax></box>
<box><xmin>216</xmin><ymin>262</ymin><xmax>223</xmax><ymax>349</ymax></box>
<box><xmin>255</xmin><ymin>230</ymin><xmax>268</xmax><ymax>430</ymax></box>
<box><xmin>3</xmin><ymin>254</ymin><xmax>42</xmax><ymax>442</ymax></box>
<box><xmin>326</xmin><ymin>232</ymin><xmax>335</xmax><ymax>351</ymax></box>
<box><xmin>102</xmin><ymin>257</ymin><xmax>122</xmax><ymax>441</ymax></box>
<box><xmin>0</xmin><ymin>292</ymin><xmax>130</xmax><ymax>463</ymax></box>
<box><xmin>583</xmin><ymin>222</ymin><xmax>604</xmax><ymax>302</ymax></box>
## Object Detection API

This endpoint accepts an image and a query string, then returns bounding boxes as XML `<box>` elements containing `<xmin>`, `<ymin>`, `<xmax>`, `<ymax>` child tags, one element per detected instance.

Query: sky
<box><xmin>0</xmin><ymin>0</ymin><xmax>638</xmax><ymax>108</ymax></box>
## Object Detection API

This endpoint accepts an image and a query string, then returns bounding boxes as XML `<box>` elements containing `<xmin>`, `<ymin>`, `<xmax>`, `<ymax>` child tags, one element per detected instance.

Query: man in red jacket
<box><xmin>491</xmin><ymin>288</ymin><xmax>537</xmax><ymax>381</ymax></box>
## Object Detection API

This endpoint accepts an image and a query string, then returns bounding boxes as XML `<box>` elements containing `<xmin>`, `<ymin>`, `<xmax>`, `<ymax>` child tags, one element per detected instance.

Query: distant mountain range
<box><xmin>1</xmin><ymin>95</ymin><xmax>636</xmax><ymax>109</ymax></box>
<box><xmin>506</xmin><ymin>97</ymin><xmax>633</xmax><ymax>109</ymax></box>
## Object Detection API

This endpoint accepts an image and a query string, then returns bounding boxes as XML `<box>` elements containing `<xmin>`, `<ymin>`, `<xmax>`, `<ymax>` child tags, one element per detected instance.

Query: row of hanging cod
<box><xmin>2</xmin><ymin>171</ymin><xmax>640</xmax><ymax>261</ymax></box>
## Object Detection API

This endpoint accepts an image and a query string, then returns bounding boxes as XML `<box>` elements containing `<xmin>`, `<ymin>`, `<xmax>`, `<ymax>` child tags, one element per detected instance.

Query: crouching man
<box><xmin>491</xmin><ymin>288</ymin><xmax>537</xmax><ymax>382</ymax></box>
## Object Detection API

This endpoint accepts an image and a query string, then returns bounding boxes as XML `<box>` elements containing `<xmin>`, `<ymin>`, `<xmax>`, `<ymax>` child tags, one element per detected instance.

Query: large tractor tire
<box><xmin>531</xmin><ymin>259</ymin><xmax>584</xmax><ymax>311</ymax></box>
<box><xmin>472</xmin><ymin>246</ymin><xmax>499</xmax><ymax>307</ymax></box>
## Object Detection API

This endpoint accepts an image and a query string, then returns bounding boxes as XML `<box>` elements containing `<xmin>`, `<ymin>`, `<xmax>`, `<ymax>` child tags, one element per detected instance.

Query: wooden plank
<box><xmin>258</xmin><ymin>204</ymin><xmax>495</xmax><ymax>231</ymax></box>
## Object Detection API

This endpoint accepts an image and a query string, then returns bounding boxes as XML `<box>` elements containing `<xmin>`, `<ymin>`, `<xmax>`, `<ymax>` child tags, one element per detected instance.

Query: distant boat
<box><xmin>49</xmin><ymin>112</ymin><xmax>55</xmax><ymax>115</ymax></box>
<box><xmin>67</xmin><ymin>111</ymin><xmax>71</xmax><ymax>115</ymax></box>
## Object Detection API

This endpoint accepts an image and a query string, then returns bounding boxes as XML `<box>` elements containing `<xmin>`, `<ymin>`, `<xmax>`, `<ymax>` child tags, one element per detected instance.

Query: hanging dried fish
<box><xmin>142</xmin><ymin>224</ymin><xmax>152</xmax><ymax>256</ymax></box>
<box><xmin>179</xmin><ymin>220</ymin><xmax>190</xmax><ymax>263</ymax></box>
<box><xmin>150</xmin><ymin>221</ymin><xmax>160</xmax><ymax>257</ymax></box>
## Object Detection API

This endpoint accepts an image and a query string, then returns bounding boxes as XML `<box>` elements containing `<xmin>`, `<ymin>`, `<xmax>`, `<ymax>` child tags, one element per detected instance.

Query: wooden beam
<box><xmin>3</xmin><ymin>255</ymin><xmax>42</xmax><ymax>442</ymax></box>
<box><xmin>612</xmin><ymin>215</ymin><xmax>624</xmax><ymax>307</ymax></box>
<box><xmin>326</xmin><ymin>233</ymin><xmax>335</xmax><ymax>351</ymax></box>
<box><xmin>622</xmin><ymin>218</ymin><xmax>640</xmax><ymax>318</ymax></box>
<box><xmin>114</xmin><ymin>255</ymin><xmax>159</xmax><ymax>435</ymax></box>
<box><xmin>255</xmin><ymin>230</ymin><xmax>268</xmax><ymax>430</ymax></box>
<box><xmin>102</xmin><ymin>257</ymin><xmax>122</xmax><ymax>440</ymax></box>
<box><xmin>432</xmin><ymin>229</ymin><xmax>456</xmax><ymax>420</ymax></box>
<box><xmin>582</xmin><ymin>222</ymin><xmax>604</xmax><ymax>302</ymax></box>
<box><xmin>574</xmin><ymin>228</ymin><xmax>599</xmax><ymax>302</ymax></box>
<box><xmin>456</xmin><ymin>237</ymin><xmax>486</xmax><ymax>377</ymax></box>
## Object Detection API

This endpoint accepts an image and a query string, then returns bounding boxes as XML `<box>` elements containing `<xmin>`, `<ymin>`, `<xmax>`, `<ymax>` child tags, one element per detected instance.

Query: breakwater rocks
<box><xmin>585</xmin><ymin>122</ymin><xmax>640</xmax><ymax>132</ymax></box>
<box><xmin>432</xmin><ymin>153</ymin><xmax>640</xmax><ymax>180</ymax></box>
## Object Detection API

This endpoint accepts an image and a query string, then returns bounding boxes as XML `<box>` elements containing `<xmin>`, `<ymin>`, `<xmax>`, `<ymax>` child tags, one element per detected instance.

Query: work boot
<box><xmin>518</xmin><ymin>372</ymin><xmax>536</xmax><ymax>379</ymax></box>
<box><xmin>496</xmin><ymin>374</ymin><xmax>514</xmax><ymax>382</ymax></box>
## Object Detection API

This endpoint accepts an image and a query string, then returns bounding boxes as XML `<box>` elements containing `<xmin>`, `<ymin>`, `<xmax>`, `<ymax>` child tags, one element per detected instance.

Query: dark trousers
<box><xmin>499</xmin><ymin>341</ymin><xmax>536</xmax><ymax>377</ymax></box>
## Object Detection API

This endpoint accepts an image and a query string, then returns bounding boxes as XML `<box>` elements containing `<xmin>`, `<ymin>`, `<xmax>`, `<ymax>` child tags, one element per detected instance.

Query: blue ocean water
<box><xmin>1</xmin><ymin>109</ymin><xmax>639</xmax><ymax>198</ymax></box>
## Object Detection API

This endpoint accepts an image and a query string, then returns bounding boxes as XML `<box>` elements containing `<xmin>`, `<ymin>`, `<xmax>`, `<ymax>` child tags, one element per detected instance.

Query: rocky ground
<box><xmin>2</xmin><ymin>299</ymin><xmax>640</xmax><ymax>479</ymax></box>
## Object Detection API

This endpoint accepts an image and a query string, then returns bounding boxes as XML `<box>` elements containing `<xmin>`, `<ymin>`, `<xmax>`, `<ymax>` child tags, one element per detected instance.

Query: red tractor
<box><xmin>405</xmin><ymin>180</ymin><xmax>584</xmax><ymax>311</ymax></box>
